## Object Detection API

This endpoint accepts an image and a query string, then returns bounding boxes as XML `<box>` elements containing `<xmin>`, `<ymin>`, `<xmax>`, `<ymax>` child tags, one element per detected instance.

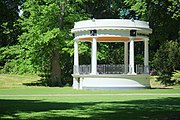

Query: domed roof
<box><xmin>71</xmin><ymin>19</ymin><xmax>152</xmax><ymax>42</ymax></box>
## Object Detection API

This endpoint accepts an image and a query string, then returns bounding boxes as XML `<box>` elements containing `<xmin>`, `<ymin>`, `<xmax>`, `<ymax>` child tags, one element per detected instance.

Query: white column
<box><xmin>73</xmin><ymin>39</ymin><xmax>79</xmax><ymax>89</ymax></box>
<box><xmin>144</xmin><ymin>38</ymin><xmax>149</xmax><ymax>74</ymax></box>
<box><xmin>91</xmin><ymin>37</ymin><xmax>97</xmax><ymax>74</ymax></box>
<box><xmin>73</xmin><ymin>78</ymin><xmax>79</xmax><ymax>89</ymax></box>
<box><xmin>74</xmin><ymin>39</ymin><xmax>79</xmax><ymax>74</ymax></box>
<box><xmin>124</xmin><ymin>42</ymin><xmax>128</xmax><ymax>74</ymax></box>
<box><xmin>129</xmin><ymin>37</ymin><xmax>136</xmax><ymax>75</ymax></box>
<box><xmin>79</xmin><ymin>78</ymin><xmax>83</xmax><ymax>89</ymax></box>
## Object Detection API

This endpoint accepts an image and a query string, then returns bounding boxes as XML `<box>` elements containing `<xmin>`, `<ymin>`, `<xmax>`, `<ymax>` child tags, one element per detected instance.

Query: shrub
<box><xmin>152</xmin><ymin>41</ymin><xmax>180</xmax><ymax>85</ymax></box>
<box><xmin>171</xmin><ymin>70</ymin><xmax>180</xmax><ymax>85</ymax></box>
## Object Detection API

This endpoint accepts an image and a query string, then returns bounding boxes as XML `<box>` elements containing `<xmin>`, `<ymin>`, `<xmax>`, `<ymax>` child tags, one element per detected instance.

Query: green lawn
<box><xmin>0</xmin><ymin>96</ymin><xmax>180</xmax><ymax>120</ymax></box>
<box><xmin>0</xmin><ymin>74</ymin><xmax>40</xmax><ymax>88</ymax></box>
<box><xmin>0</xmin><ymin>74</ymin><xmax>180</xmax><ymax>120</ymax></box>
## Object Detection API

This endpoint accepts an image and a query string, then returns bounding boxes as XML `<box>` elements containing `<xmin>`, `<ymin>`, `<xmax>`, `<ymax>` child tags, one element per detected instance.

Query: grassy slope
<box><xmin>0</xmin><ymin>74</ymin><xmax>40</xmax><ymax>88</ymax></box>
<box><xmin>0</xmin><ymin>74</ymin><xmax>179</xmax><ymax>94</ymax></box>
<box><xmin>0</xmin><ymin>74</ymin><xmax>179</xmax><ymax>120</ymax></box>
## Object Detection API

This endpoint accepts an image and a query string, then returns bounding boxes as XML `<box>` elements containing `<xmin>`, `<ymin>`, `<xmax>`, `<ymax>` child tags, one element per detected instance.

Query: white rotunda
<box><xmin>71</xmin><ymin>19</ymin><xmax>152</xmax><ymax>90</ymax></box>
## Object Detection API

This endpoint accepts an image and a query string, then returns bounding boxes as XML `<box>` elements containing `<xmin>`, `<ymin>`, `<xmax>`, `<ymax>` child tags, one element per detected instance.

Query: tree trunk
<box><xmin>58</xmin><ymin>2</ymin><xmax>65</xmax><ymax>30</ymax></box>
<box><xmin>50</xmin><ymin>49</ymin><xmax>62</xmax><ymax>86</ymax></box>
<box><xmin>49</xmin><ymin>1</ymin><xmax>65</xmax><ymax>86</ymax></box>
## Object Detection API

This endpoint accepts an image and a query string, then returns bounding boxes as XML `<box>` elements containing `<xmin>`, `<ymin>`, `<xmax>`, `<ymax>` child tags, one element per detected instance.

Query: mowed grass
<box><xmin>0</xmin><ymin>74</ymin><xmax>180</xmax><ymax>120</ymax></box>
<box><xmin>0</xmin><ymin>74</ymin><xmax>40</xmax><ymax>88</ymax></box>
<box><xmin>0</xmin><ymin>96</ymin><xmax>180</xmax><ymax>120</ymax></box>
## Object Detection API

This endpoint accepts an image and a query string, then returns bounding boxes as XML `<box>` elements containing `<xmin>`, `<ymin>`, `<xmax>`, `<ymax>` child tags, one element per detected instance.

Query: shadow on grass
<box><xmin>22</xmin><ymin>78</ymin><xmax>48</xmax><ymax>86</ymax></box>
<box><xmin>0</xmin><ymin>97</ymin><xmax>180</xmax><ymax>120</ymax></box>
<box><xmin>150</xmin><ymin>87</ymin><xmax>173</xmax><ymax>89</ymax></box>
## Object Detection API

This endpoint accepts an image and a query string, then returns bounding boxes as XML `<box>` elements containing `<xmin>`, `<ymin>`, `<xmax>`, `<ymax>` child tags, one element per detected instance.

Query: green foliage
<box><xmin>124</xmin><ymin>0</ymin><xmax>147</xmax><ymax>19</ymax></box>
<box><xmin>171</xmin><ymin>70</ymin><xmax>180</xmax><ymax>85</ymax></box>
<box><xmin>125</xmin><ymin>0</ymin><xmax>180</xmax><ymax>55</ymax></box>
<box><xmin>97</xmin><ymin>43</ymin><xmax>109</xmax><ymax>62</ymax></box>
<box><xmin>125</xmin><ymin>0</ymin><xmax>180</xmax><ymax>20</ymax></box>
<box><xmin>0</xmin><ymin>0</ymin><xmax>22</xmax><ymax>70</ymax></box>
<box><xmin>0</xmin><ymin>46</ymin><xmax>20</xmax><ymax>67</ymax></box>
<box><xmin>0</xmin><ymin>0</ymin><xmax>21</xmax><ymax>47</ymax></box>
<box><xmin>103</xmin><ymin>43</ymin><xmax>124</xmax><ymax>64</ymax></box>
<box><xmin>125</xmin><ymin>0</ymin><xmax>180</xmax><ymax>86</ymax></box>
<box><xmin>0</xmin><ymin>45</ymin><xmax>35</xmax><ymax>74</ymax></box>
<box><xmin>19</xmin><ymin>0</ymin><xmax>66</xmax><ymax>86</ymax></box>
<box><xmin>80</xmin><ymin>0</ymin><xmax>135</xmax><ymax>19</ymax></box>
<box><xmin>152</xmin><ymin>41</ymin><xmax>180</xmax><ymax>85</ymax></box>
<box><xmin>17</xmin><ymin>0</ymin><xmax>90</xmax><ymax>86</ymax></box>
<box><xmin>167</xmin><ymin>0</ymin><xmax>180</xmax><ymax>19</ymax></box>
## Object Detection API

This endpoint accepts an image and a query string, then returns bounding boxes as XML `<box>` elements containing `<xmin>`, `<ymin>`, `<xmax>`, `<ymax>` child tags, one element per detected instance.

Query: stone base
<box><xmin>72</xmin><ymin>74</ymin><xmax>150</xmax><ymax>90</ymax></box>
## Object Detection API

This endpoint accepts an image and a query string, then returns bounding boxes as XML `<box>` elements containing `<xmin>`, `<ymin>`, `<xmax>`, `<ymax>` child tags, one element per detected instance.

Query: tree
<box><xmin>171</xmin><ymin>70</ymin><xmax>180</xmax><ymax>85</ymax></box>
<box><xmin>152</xmin><ymin>41</ymin><xmax>180</xmax><ymax>85</ymax></box>
<box><xmin>125</xmin><ymin>0</ymin><xmax>180</xmax><ymax>85</ymax></box>
<box><xmin>0</xmin><ymin>0</ymin><xmax>22</xmax><ymax>69</ymax></box>
<box><xmin>18</xmin><ymin>0</ymin><xmax>88</xmax><ymax>86</ymax></box>
<box><xmin>125</xmin><ymin>0</ymin><xmax>180</xmax><ymax>53</ymax></box>
<box><xmin>0</xmin><ymin>0</ymin><xmax>22</xmax><ymax>47</ymax></box>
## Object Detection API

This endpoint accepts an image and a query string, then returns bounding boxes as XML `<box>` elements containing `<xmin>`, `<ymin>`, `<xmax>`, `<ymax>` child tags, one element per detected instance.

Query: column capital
<box><xmin>129</xmin><ymin>36</ymin><xmax>135</xmax><ymax>39</ymax></box>
<box><xmin>92</xmin><ymin>36</ymin><xmax>97</xmax><ymax>39</ymax></box>
<box><xmin>74</xmin><ymin>38</ymin><xmax>79</xmax><ymax>41</ymax></box>
<box><xmin>144</xmin><ymin>38</ymin><xmax>149</xmax><ymax>41</ymax></box>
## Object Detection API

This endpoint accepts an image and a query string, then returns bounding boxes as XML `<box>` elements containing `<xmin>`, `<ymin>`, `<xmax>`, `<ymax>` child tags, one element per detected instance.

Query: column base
<box><xmin>127</xmin><ymin>72</ymin><xmax>137</xmax><ymax>75</ymax></box>
<box><xmin>72</xmin><ymin>74</ymin><xmax>151</xmax><ymax>90</ymax></box>
<box><xmin>90</xmin><ymin>72</ymin><xmax>97</xmax><ymax>75</ymax></box>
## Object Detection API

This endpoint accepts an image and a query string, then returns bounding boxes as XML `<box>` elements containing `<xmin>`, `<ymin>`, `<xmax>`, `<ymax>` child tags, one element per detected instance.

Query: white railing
<box><xmin>73</xmin><ymin>64</ymin><xmax>149</xmax><ymax>75</ymax></box>
<box><xmin>136</xmin><ymin>64</ymin><xmax>149</xmax><ymax>74</ymax></box>
<box><xmin>79</xmin><ymin>65</ymin><xmax>91</xmax><ymax>74</ymax></box>
<box><xmin>97</xmin><ymin>64</ymin><xmax>126</xmax><ymax>74</ymax></box>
